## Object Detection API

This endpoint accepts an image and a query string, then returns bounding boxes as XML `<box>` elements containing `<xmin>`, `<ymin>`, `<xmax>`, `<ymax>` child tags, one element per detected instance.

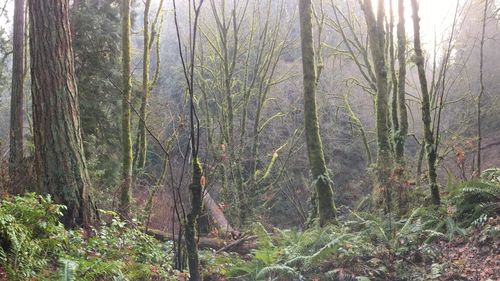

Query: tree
<box><xmin>477</xmin><ymin>0</ymin><xmax>488</xmax><ymax>175</ymax></box>
<box><xmin>28</xmin><ymin>0</ymin><xmax>97</xmax><ymax>227</ymax></box>
<box><xmin>361</xmin><ymin>0</ymin><xmax>393</xmax><ymax>210</ymax></box>
<box><xmin>134</xmin><ymin>0</ymin><xmax>164</xmax><ymax>173</ymax></box>
<box><xmin>8</xmin><ymin>0</ymin><xmax>25</xmax><ymax>193</ymax></box>
<box><xmin>411</xmin><ymin>0</ymin><xmax>440</xmax><ymax>205</ymax></box>
<box><xmin>173</xmin><ymin>0</ymin><xmax>205</xmax><ymax>279</ymax></box>
<box><xmin>395</xmin><ymin>0</ymin><xmax>408</xmax><ymax>164</ymax></box>
<box><xmin>299</xmin><ymin>0</ymin><xmax>336</xmax><ymax>226</ymax></box>
<box><xmin>120</xmin><ymin>0</ymin><xmax>133</xmax><ymax>217</ymax></box>
<box><xmin>72</xmin><ymin>0</ymin><xmax>122</xmax><ymax>189</ymax></box>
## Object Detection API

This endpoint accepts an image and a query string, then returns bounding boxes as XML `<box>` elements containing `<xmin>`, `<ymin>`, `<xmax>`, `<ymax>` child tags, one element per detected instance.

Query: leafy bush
<box><xmin>64</xmin><ymin>213</ymin><xmax>175</xmax><ymax>281</ymax></box>
<box><xmin>0</xmin><ymin>193</ymin><xmax>67</xmax><ymax>280</ymax></box>
<box><xmin>448</xmin><ymin>180</ymin><xmax>500</xmax><ymax>226</ymax></box>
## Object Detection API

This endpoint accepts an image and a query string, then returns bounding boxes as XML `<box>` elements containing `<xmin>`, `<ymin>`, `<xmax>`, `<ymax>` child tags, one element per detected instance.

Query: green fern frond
<box><xmin>256</xmin><ymin>265</ymin><xmax>301</xmax><ymax>280</ymax></box>
<box><xmin>59</xmin><ymin>258</ymin><xmax>78</xmax><ymax>281</ymax></box>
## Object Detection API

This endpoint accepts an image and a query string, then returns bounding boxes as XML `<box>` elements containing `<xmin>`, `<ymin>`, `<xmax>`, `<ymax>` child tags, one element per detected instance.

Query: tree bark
<box><xmin>28</xmin><ymin>0</ymin><xmax>97</xmax><ymax>228</ymax></box>
<box><xmin>411</xmin><ymin>0</ymin><xmax>440</xmax><ymax>205</ymax></box>
<box><xmin>299</xmin><ymin>0</ymin><xmax>336</xmax><ymax>226</ymax></box>
<box><xmin>395</xmin><ymin>0</ymin><xmax>408</xmax><ymax>164</ymax></box>
<box><xmin>361</xmin><ymin>0</ymin><xmax>393</xmax><ymax>210</ymax></box>
<box><xmin>134</xmin><ymin>0</ymin><xmax>152</xmax><ymax>173</ymax></box>
<box><xmin>9</xmin><ymin>0</ymin><xmax>25</xmax><ymax>194</ymax></box>
<box><xmin>477</xmin><ymin>0</ymin><xmax>488</xmax><ymax>176</ymax></box>
<box><xmin>120</xmin><ymin>0</ymin><xmax>133</xmax><ymax>217</ymax></box>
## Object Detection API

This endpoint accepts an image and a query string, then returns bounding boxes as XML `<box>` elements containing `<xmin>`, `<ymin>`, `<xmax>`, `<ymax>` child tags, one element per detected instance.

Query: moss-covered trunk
<box><xmin>395</xmin><ymin>0</ymin><xmax>408</xmax><ymax>164</ymax></box>
<box><xmin>362</xmin><ymin>0</ymin><xmax>393</xmax><ymax>210</ymax></box>
<box><xmin>134</xmin><ymin>0</ymin><xmax>152</xmax><ymax>172</ymax></box>
<box><xmin>411</xmin><ymin>0</ymin><xmax>440</xmax><ymax>205</ymax></box>
<box><xmin>185</xmin><ymin>159</ymin><xmax>203</xmax><ymax>281</ymax></box>
<box><xmin>9</xmin><ymin>0</ymin><xmax>25</xmax><ymax>194</ymax></box>
<box><xmin>29</xmin><ymin>0</ymin><xmax>97</xmax><ymax>228</ymax></box>
<box><xmin>299</xmin><ymin>0</ymin><xmax>336</xmax><ymax>226</ymax></box>
<box><xmin>120</xmin><ymin>0</ymin><xmax>133</xmax><ymax>217</ymax></box>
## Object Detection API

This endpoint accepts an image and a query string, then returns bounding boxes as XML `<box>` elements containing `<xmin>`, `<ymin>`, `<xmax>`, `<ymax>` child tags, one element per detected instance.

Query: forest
<box><xmin>0</xmin><ymin>0</ymin><xmax>498</xmax><ymax>280</ymax></box>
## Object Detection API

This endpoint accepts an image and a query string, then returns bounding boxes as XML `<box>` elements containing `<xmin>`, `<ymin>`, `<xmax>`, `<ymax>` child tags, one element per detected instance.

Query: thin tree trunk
<box><xmin>134</xmin><ymin>0</ymin><xmax>152</xmax><ymax>173</ymax></box>
<box><xmin>411</xmin><ymin>0</ymin><xmax>440</xmax><ymax>205</ymax></box>
<box><xmin>28</xmin><ymin>0</ymin><xmax>97</xmax><ymax>228</ymax></box>
<box><xmin>299</xmin><ymin>0</ymin><xmax>336</xmax><ymax>226</ymax></box>
<box><xmin>361</xmin><ymin>0</ymin><xmax>393</xmax><ymax>211</ymax></box>
<box><xmin>120</xmin><ymin>0</ymin><xmax>133</xmax><ymax>217</ymax></box>
<box><xmin>389</xmin><ymin>0</ymin><xmax>399</xmax><ymax>160</ymax></box>
<box><xmin>477</xmin><ymin>0</ymin><xmax>488</xmax><ymax>176</ymax></box>
<box><xmin>396</xmin><ymin>0</ymin><xmax>408</xmax><ymax>164</ymax></box>
<box><xmin>9</xmin><ymin>0</ymin><xmax>25</xmax><ymax>194</ymax></box>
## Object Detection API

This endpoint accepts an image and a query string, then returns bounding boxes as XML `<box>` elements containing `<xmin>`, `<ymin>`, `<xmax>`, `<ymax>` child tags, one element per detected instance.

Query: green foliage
<box><xmin>481</xmin><ymin>168</ymin><xmax>500</xmax><ymax>184</ymax></box>
<box><xmin>0</xmin><ymin>194</ymin><xmax>176</xmax><ymax>280</ymax></box>
<box><xmin>72</xmin><ymin>0</ymin><xmax>122</xmax><ymax>191</ymax></box>
<box><xmin>0</xmin><ymin>193</ymin><xmax>67</xmax><ymax>280</ymax></box>
<box><xmin>256</xmin><ymin>265</ymin><xmax>301</xmax><ymax>280</ymax></box>
<box><xmin>64</xmin><ymin>214</ymin><xmax>174</xmax><ymax>281</ymax></box>
<box><xmin>448</xmin><ymin>179</ymin><xmax>500</xmax><ymax>226</ymax></box>
<box><xmin>59</xmin><ymin>258</ymin><xmax>78</xmax><ymax>281</ymax></box>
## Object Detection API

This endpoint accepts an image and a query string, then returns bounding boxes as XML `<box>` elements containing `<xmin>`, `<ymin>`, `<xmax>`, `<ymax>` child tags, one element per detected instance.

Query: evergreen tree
<box><xmin>28</xmin><ymin>0</ymin><xmax>97</xmax><ymax>227</ymax></box>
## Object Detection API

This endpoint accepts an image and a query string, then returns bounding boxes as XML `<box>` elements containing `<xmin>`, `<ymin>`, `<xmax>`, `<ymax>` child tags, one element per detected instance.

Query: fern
<box><xmin>256</xmin><ymin>265</ymin><xmax>301</xmax><ymax>280</ymax></box>
<box><xmin>449</xmin><ymin>180</ymin><xmax>500</xmax><ymax>225</ymax></box>
<box><xmin>59</xmin><ymin>258</ymin><xmax>78</xmax><ymax>281</ymax></box>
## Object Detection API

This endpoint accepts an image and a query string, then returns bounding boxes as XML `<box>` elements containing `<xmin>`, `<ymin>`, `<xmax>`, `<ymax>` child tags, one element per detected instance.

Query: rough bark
<box><xmin>9</xmin><ymin>0</ymin><xmax>25</xmax><ymax>194</ymax></box>
<box><xmin>411</xmin><ymin>0</ymin><xmax>440</xmax><ymax>205</ymax></box>
<box><xmin>120</xmin><ymin>0</ymin><xmax>133</xmax><ymax>217</ymax></box>
<box><xmin>299</xmin><ymin>0</ymin><xmax>336</xmax><ymax>226</ymax></box>
<box><xmin>28</xmin><ymin>0</ymin><xmax>97</xmax><ymax>228</ymax></box>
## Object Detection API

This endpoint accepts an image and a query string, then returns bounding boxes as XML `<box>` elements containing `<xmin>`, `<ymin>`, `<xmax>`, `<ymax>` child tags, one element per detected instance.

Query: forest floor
<box><xmin>432</xmin><ymin>216</ymin><xmax>499</xmax><ymax>281</ymax></box>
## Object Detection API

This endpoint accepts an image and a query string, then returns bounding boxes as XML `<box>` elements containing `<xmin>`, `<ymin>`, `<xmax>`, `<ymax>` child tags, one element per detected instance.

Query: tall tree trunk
<box><xmin>411</xmin><ymin>0</ymin><xmax>440</xmax><ymax>205</ymax></box>
<box><xmin>28</xmin><ymin>0</ymin><xmax>97</xmax><ymax>228</ymax></box>
<box><xmin>9</xmin><ymin>0</ymin><xmax>25</xmax><ymax>194</ymax></box>
<box><xmin>120</xmin><ymin>0</ymin><xmax>133</xmax><ymax>217</ymax></box>
<box><xmin>389</xmin><ymin>0</ymin><xmax>399</xmax><ymax>159</ymax></box>
<box><xmin>361</xmin><ymin>0</ymin><xmax>393</xmax><ymax>210</ymax></box>
<box><xmin>299</xmin><ymin>0</ymin><xmax>336</xmax><ymax>227</ymax></box>
<box><xmin>477</xmin><ymin>0</ymin><xmax>488</xmax><ymax>176</ymax></box>
<box><xmin>395</xmin><ymin>0</ymin><xmax>408</xmax><ymax>164</ymax></box>
<box><xmin>134</xmin><ymin>0</ymin><xmax>152</xmax><ymax>173</ymax></box>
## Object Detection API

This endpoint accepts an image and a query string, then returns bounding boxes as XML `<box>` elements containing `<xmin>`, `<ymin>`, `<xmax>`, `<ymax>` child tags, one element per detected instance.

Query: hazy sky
<box><xmin>0</xmin><ymin>0</ymin><xmax>481</xmax><ymax>47</ymax></box>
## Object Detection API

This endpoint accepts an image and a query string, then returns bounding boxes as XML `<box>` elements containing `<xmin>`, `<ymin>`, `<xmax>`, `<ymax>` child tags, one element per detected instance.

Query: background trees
<box><xmin>0</xmin><ymin>0</ymin><xmax>499</xmax><ymax>278</ymax></box>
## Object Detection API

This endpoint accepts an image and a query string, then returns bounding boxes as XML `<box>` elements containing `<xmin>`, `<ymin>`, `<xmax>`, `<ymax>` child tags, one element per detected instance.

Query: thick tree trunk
<box><xmin>28</xmin><ymin>0</ymin><xmax>97</xmax><ymax>228</ymax></box>
<box><xmin>9</xmin><ymin>0</ymin><xmax>25</xmax><ymax>194</ymax></box>
<box><xmin>203</xmin><ymin>191</ymin><xmax>234</xmax><ymax>234</ymax></box>
<box><xmin>299</xmin><ymin>0</ymin><xmax>336</xmax><ymax>226</ymax></box>
<box><xmin>120</xmin><ymin>0</ymin><xmax>133</xmax><ymax>217</ymax></box>
<box><xmin>411</xmin><ymin>0</ymin><xmax>440</xmax><ymax>205</ymax></box>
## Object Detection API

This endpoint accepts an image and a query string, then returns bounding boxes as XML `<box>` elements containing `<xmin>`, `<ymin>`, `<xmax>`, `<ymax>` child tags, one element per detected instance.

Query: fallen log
<box><xmin>146</xmin><ymin>228</ymin><xmax>258</xmax><ymax>255</ymax></box>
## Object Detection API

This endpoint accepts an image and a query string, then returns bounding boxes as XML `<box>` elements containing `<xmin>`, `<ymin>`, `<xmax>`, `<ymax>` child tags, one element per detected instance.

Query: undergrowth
<box><xmin>0</xmin><ymin>170</ymin><xmax>498</xmax><ymax>281</ymax></box>
<box><xmin>0</xmin><ymin>193</ymin><xmax>176</xmax><ymax>281</ymax></box>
